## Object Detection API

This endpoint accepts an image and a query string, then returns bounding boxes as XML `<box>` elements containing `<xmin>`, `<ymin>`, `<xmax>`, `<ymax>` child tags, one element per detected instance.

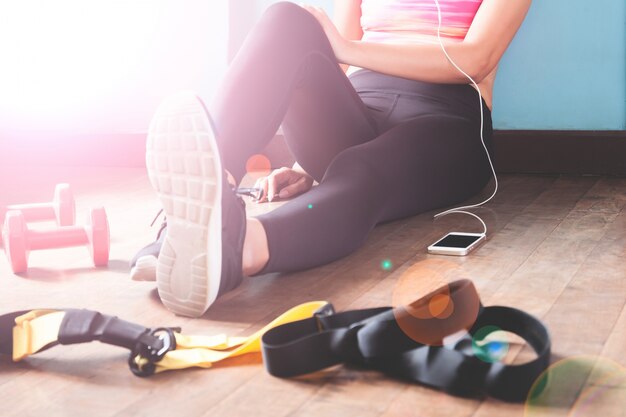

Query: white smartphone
<box><xmin>427</xmin><ymin>232</ymin><xmax>486</xmax><ymax>256</ymax></box>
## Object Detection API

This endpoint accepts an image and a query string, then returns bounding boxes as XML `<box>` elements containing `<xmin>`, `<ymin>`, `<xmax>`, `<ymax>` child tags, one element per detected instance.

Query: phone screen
<box><xmin>433</xmin><ymin>234</ymin><xmax>482</xmax><ymax>248</ymax></box>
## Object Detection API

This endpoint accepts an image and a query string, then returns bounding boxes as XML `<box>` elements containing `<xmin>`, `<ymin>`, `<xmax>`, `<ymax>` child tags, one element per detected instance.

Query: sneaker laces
<box><xmin>147</xmin><ymin>186</ymin><xmax>258</xmax><ymax>240</ymax></box>
<box><xmin>149</xmin><ymin>209</ymin><xmax>167</xmax><ymax>240</ymax></box>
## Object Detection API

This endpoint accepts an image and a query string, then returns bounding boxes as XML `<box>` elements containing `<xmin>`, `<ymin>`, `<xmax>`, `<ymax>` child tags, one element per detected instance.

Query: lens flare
<box><xmin>245</xmin><ymin>154</ymin><xmax>272</xmax><ymax>179</ymax></box>
<box><xmin>391</xmin><ymin>260</ymin><xmax>479</xmax><ymax>346</ymax></box>
<box><xmin>428</xmin><ymin>293</ymin><xmax>453</xmax><ymax>319</ymax></box>
<box><xmin>391</xmin><ymin>259</ymin><xmax>453</xmax><ymax>308</ymax></box>
<box><xmin>471</xmin><ymin>326</ymin><xmax>510</xmax><ymax>363</ymax></box>
<box><xmin>381</xmin><ymin>259</ymin><xmax>393</xmax><ymax>270</ymax></box>
<box><xmin>525</xmin><ymin>355</ymin><xmax>626</xmax><ymax>417</ymax></box>
<box><xmin>0</xmin><ymin>1</ymin><xmax>229</xmax><ymax>132</ymax></box>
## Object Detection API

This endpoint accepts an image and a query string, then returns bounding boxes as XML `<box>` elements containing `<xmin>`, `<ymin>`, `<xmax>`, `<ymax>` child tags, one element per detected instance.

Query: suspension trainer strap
<box><xmin>2</xmin><ymin>301</ymin><xmax>329</xmax><ymax>376</ymax></box>
<box><xmin>260</xmin><ymin>282</ymin><xmax>549</xmax><ymax>402</ymax></box>
<box><xmin>0</xmin><ymin>280</ymin><xmax>550</xmax><ymax>402</ymax></box>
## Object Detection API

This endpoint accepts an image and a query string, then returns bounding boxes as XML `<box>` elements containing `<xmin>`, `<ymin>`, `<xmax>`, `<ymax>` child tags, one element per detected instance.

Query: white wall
<box><xmin>0</xmin><ymin>0</ymin><xmax>229</xmax><ymax>134</ymax></box>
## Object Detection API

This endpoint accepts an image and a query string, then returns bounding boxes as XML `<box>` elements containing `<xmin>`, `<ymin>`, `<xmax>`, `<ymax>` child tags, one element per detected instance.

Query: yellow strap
<box><xmin>12</xmin><ymin>301</ymin><xmax>329</xmax><ymax>374</ymax></box>
<box><xmin>154</xmin><ymin>301</ymin><xmax>328</xmax><ymax>373</ymax></box>
<box><xmin>174</xmin><ymin>333</ymin><xmax>248</xmax><ymax>350</ymax></box>
<box><xmin>13</xmin><ymin>310</ymin><xmax>65</xmax><ymax>361</ymax></box>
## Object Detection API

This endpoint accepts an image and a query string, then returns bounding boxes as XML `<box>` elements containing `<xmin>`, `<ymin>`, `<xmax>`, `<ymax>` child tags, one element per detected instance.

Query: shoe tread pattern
<box><xmin>146</xmin><ymin>93</ymin><xmax>221</xmax><ymax>317</ymax></box>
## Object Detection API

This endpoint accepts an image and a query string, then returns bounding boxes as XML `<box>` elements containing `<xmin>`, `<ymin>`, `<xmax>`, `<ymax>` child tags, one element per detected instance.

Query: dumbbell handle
<box><xmin>6</xmin><ymin>202</ymin><xmax>57</xmax><ymax>223</ymax></box>
<box><xmin>27</xmin><ymin>227</ymin><xmax>91</xmax><ymax>250</ymax></box>
<box><xmin>0</xmin><ymin>183</ymin><xmax>75</xmax><ymax>227</ymax></box>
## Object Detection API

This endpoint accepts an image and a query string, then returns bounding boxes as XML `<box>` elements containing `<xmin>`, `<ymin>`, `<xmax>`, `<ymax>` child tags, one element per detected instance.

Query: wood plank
<box><xmin>471</xmin><ymin>183</ymin><xmax>626</xmax><ymax>417</ymax></box>
<box><xmin>295</xmin><ymin>176</ymin><xmax>588</xmax><ymax>417</ymax></box>
<box><xmin>1</xmin><ymin>168</ymin><xmax>624</xmax><ymax>417</ymax></box>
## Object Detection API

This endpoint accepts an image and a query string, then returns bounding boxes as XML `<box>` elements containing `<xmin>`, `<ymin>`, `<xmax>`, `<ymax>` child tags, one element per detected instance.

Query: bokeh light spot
<box><xmin>391</xmin><ymin>260</ymin><xmax>479</xmax><ymax>346</ymax></box>
<box><xmin>245</xmin><ymin>154</ymin><xmax>271</xmax><ymax>179</ymax></box>
<box><xmin>472</xmin><ymin>326</ymin><xmax>510</xmax><ymax>363</ymax></box>
<box><xmin>391</xmin><ymin>259</ymin><xmax>453</xmax><ymax>309</ymax></box>
<box><xmin>381</xmin><ymin>259</ymin><xmax>393</xmax><ymax>270</ymax></box>
<box><xmin>307</xmin><ymin>204</ymin><xmax>313</xmax><ymax>209</ymax></box>
<box><xmin>525</xmin><ymin>356</ymin><xmax>626</xmax><ymax>417</ymax></box>
<box><xmin>428</xmin><ymin>293</ymin><xmax>454</xmax><ymax>319</ymax></box>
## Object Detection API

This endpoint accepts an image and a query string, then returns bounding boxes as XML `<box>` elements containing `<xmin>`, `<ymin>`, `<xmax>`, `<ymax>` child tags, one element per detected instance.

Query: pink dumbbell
<box><xmin>2</xmin><ymin>207</ymin><xmax>109</xmax><ymax>273</ymax></box>
<box><xmin>0</xmin><ymin>183</ymin><xmax>75</xmax><ymax>227</ymax></box>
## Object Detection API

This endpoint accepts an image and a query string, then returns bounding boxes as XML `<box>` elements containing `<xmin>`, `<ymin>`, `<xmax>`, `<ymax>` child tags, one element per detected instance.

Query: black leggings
<box><xmin>209</xmin><ymin>2</ymin><xmax>493</xmax><ymax>274</ymax></box>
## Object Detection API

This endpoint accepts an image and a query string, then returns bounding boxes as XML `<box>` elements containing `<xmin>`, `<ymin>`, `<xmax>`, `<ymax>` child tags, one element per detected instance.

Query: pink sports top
<box><xmin>360</xmin><ymin>0</ymin><xmax>483</xmax><ymax>45</ymax></box>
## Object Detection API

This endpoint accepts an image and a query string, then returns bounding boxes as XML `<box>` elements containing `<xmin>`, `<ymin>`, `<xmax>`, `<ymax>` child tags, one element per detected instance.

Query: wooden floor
<box><xmin>0</xmin><ymin>166</ymin><xmax>625</xmax><ymax>417</ymax></box>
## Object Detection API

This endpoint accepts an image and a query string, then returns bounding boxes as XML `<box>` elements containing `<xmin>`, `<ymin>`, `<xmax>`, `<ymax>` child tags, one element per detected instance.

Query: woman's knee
<box><xmin>321</xmin><ymin>146</ymin><xmax>390</xmax><ymax>210</ymax></box>
<box><xmin>257</xmin><ymin>2</ymin><xmax>328</xmax><ymax>49</ymax></box>
<box><xmin>323</xmin><ymin>146</ymin><xmax>377</xmax><ymax>184</ymax></box>
<box><xmin>264</xmin><ymin>2</ymin><xmax>307</xmax><ymax>19</ymax></box>
<box><xmin>261</xmin><ymin>2</ymin><xmax>317</xmax><ymax>32</ymax></box>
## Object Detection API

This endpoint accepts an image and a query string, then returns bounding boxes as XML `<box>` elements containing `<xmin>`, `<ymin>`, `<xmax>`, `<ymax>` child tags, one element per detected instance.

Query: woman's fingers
<box><xmin>266</xmin><ymin>171</ymin><xmax>278</xmax><ymax>202</ymax></box>
<box><xmin>254</xmin><ymin>167</ymin><xmax>312</xmax><ymax>202</ymax></box>
<box><xmin>269</xmin><ymin>167</ymin><xmax>296</xmax><ymax>201</ymax></box>
<box><xmin>278</xmin><ymin>176</ymin><xmax>312</xmax><ymax>199</ymax></box>
<box><xmin>254</xmin><ymin>177</ymin><xmax>269</xmax><ymax>203</ymax></box>
<box><xmin>301</xmin><ymin>5</ymin><xmax>329</xmax><ymax>29</ymax></box>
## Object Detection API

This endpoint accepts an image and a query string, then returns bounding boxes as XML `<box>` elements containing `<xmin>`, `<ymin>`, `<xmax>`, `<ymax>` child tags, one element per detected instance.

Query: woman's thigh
<box><xmin>322</xmin><ymin>113</ymin><xmax>494</xmax><ymax>223</ymax></box>
<box><xmin>281</xmin><ymin>51</ymin><xmax>380</xmax><ymax>182</ymax></box>
<box><xmin>210</xmin><ymin>2</ymin><xmax>378</xmax><ymax>182</ymax></box>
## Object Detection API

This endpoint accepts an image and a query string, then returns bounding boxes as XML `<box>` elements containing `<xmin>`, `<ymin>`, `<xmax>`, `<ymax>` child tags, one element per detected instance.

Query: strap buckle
<box><xmin>12</xmin><ymin>310</ymin><xmax>61</xmax><ymax>361</ymax></box>
<box><xmin>313</xmin><ymin>303</ymin><xmax>335</xmax><ymax>332</ymax></box>
<box><xmin>128</xmin><ymin>327</ymin><xmax>180</xmax><ymax>377</ymax></box>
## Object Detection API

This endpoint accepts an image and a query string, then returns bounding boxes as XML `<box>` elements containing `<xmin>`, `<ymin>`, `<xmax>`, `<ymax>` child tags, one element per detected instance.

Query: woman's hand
<box><xmin>254</xmin><ymin>167</ymin><xmax>314</xmax><ymax>203</ymax></box>
<box><xmin>300</xmin><ymin>4</ymin><xmax>351</xmax><ymax>62</ymax></box>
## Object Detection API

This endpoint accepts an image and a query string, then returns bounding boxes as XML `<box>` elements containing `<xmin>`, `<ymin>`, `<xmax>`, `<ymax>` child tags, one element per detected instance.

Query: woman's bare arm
<box><xmin>333</xmin><ymin>0</ymin><xmax>363</xmax><ymax>72</ymax></box>
<box><xmin>304</xmin><ymin>0</ymin><xmax>532</xmax><ymax>84</ymax></box>
<box><xmin>291</xmin><ymin>1</ymin><xmax>363</xmax><ymax>174</ymax></box>
<box><xmin>334</xmin><ymin>0</ymin><xmax>363</xmax><ymax>41</ymax></box>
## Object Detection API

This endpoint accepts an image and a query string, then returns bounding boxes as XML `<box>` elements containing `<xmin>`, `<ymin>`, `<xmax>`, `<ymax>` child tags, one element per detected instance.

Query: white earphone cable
<box><xmin>432</xmin><ymin>0</ymin><xmax>498</xmax><ymax>236</ymax></box>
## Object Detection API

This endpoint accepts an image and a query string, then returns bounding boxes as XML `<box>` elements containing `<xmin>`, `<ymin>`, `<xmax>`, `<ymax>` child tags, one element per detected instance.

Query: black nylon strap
<box><xmin>0</xmin><ymin>308</ymin><xmax>176</xmax><ymax>376</ymax></box>
<box><xmin>0</xmin><ymin>280</ymin><xmax>549</xmax><ymax>395</ymax></box>
<box><xmin>261</xmin><ymin>300</ymin><xmax>550</xmax><ymax>402</ymax></box>
<box><xmin>262</xmin><ymin>308</ymin><xmax>390</xmax><ymax>377</ymax></box>
<box><xmin>0</xmin><ymin>309</ymin><xmax>164</xmax><ymax>355</ymax></box>
<box><xmin>58</xmin><ymin>309</ymin><xmax>151</xmax><ymax>350</ymax></box>
<box><xmin>57</xmin><ymin>309</ymin><xmax>179</xmax><ymax>376</ymax></box>
<box><xmin>474</xmin><ymin>306</ymin><xmax>551</xmax><ymax>402</ymax></box>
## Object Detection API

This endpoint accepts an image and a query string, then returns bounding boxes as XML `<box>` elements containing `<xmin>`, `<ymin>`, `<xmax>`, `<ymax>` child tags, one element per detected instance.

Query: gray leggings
<box><xmin>209</xmin><ymin>2</ymin><xmax>493</xmax><ymax>274</ymax></box>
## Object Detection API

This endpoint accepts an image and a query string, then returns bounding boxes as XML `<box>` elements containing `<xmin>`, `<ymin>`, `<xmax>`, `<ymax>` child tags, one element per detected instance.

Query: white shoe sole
<box><xmin>146</xmin><ymin>92</ymin><xmax>223</xmax><ymax>317</ymax></box>
<box><xmin>130</xmin><ymin>255</ymin><xmax>157</xmax><ymax>282</ymax></box>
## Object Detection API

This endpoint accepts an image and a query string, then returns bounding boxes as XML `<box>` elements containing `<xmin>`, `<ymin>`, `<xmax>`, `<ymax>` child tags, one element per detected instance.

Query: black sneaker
<box><xmin>129</xmin><ymin>211</ymin><xmax>166</xmax><ymax>266</ymax></box>
<box><xmin>128</xmin><ymin>212</ymin><xmax>165</xmax><ymax>281</ymax></box>
<box><xmin>145</xmin><ymin>92</ymin><xmax>247</xmax><ymax>317</ymax></box>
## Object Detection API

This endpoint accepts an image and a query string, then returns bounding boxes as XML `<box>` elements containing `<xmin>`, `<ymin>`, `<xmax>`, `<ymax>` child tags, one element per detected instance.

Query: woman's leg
<box><xmin>210</xmin><ymin>2</ymin><xmax>378</xmax><ymax>183</ymax></box>
<box><xmin>255</xmin><ymin>113</ymin><xmax>493</xmax><ymax>273</ymax></box>
<box><xmin>209</xmin><ymin>2</ymin><xmax>381</xmax><ymax>276</ymax></box>
<box><xmin>133</xmin><ymin>3</ymin><xmax>378</xmax><ymax>281</ymax></box>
